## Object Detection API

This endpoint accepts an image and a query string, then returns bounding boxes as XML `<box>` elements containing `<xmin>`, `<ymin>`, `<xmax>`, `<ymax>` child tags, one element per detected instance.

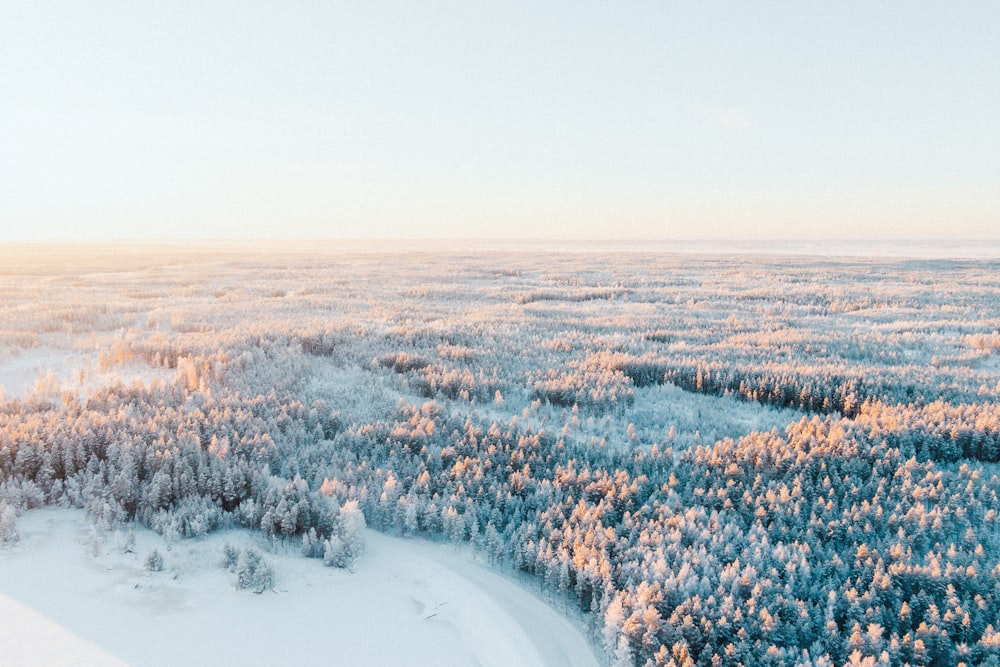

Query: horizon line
<box><xmin>3</xmin><ymin>236</ymin><xmax>1000</xmax><ymax>244</ymax></box>
<box><xmin>3</xmin><ymin>237</ymin><xmax>1000</xmax><ymax>260</ymax></box>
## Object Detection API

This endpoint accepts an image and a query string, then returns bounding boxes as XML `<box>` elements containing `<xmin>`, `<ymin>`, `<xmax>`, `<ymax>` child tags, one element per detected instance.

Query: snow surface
<box><xmin>0</xmin><ymin>345</ymin><xmax>171</xmax><ymax>401</ymax></box>
<box><xmin>0</xmin><ymin>509</ymin><xmax>599</xmax><ymax>667</ymax></box>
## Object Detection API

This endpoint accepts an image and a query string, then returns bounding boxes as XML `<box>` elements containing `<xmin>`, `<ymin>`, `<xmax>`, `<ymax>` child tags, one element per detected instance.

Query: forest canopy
<box><xmin>1</xmin><ymin>244</ymin><xmax>999</xmax><ymax>667</ymax></box>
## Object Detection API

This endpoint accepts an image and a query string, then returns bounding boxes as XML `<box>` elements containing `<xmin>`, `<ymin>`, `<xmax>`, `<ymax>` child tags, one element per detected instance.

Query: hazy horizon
<box><xmin>4</xmin><ymin>237</ymin><xmax>1000</xmax><ymax>260</ymax></box>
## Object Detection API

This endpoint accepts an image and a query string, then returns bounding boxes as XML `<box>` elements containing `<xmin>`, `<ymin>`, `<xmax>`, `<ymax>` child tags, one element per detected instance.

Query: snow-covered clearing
<box><xmin>0</xmin><ymin>345</ymin><xmax>171</xmax><ymax>401</ymax></box>
<box><xmin>0</xmin><ymin>509</ymin><xmax>598</xmax><ymax>667</ymax></box>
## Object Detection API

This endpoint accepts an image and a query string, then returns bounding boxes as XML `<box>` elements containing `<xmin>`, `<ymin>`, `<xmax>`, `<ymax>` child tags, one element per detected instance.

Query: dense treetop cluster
<box><xmin>1</xmin><ymin>244</ymin><xmax>1000</xmax><ymax>666</ymax></box>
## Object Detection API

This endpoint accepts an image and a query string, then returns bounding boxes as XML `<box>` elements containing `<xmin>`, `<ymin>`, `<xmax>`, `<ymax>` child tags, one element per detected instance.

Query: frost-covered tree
<box><xmin>220</xmin><ymin>542</ymin><xmax>240</xmax><ymax>570</ymax></box>
<box><xmin>0</xmin><ymin>504</ymin><xmax>18</xmax><ymax>546</ymax></box>
<box><xmin>144</xmin><ymin>549</ymin><xmax>164</xmax><ymax>572</ymax></box>
<box><xmin>235</xmin><ymin>548</ymin><xmax>273</xmax><ymax>593</ymax></box>
<box><xmin>340</xmin><ymin>499</ymin><xmax>366</xmax><ymax>559</ymax></box>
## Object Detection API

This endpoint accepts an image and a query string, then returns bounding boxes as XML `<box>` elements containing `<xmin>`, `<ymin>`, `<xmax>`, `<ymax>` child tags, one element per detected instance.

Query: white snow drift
<box><xmin>0</xmin><ymin>509</ymin><xmax>598</xmax><ymax>667</ymax></box>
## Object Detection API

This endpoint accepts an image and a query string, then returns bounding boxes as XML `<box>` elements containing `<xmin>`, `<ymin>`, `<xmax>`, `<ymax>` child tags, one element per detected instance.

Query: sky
<box><xmin>1</xmin><ymin>2</ymin><xmax>998</xmax><ymax>242</ymax></box>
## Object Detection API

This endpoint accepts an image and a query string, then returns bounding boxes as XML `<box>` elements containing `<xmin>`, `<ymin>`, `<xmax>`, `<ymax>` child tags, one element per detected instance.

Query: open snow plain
<box><xmin>1</xmin><ymin>509</ymin><xmax>596</xmax><ymax>666</ymax></box>
<box><xmin>2</xmin><ymin>243</ymin><xmax>1000</xmax><ymax>666</ymax></box>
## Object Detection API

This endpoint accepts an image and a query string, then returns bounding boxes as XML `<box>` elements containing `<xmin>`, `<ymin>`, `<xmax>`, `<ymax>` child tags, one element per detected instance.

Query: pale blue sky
<box><xmin>2</xmin><ymin>2</ymin><xmax>998</xmax><ymax>241</ymax></box>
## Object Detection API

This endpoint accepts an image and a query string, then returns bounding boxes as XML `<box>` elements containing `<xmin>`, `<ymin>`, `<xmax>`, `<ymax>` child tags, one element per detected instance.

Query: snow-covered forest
<box><xmin>2</xmin><ymin>243</ymin><xmax>1000</xmax><ymax>667</ymax></box>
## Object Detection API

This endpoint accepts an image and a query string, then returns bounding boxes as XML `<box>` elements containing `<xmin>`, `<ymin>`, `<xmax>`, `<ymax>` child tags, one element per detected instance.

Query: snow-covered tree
<box><xmin>0</xmin><ymin>504</ymin><xmax>18</xmax><ymax>546</ymax></box>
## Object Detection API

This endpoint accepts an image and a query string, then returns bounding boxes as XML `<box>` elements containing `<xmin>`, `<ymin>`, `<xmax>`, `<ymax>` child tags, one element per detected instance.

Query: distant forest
<box><xmin>2</xmin><ymin>246</ymin><xmax>1000</xmax><ymax>666</ymax></box>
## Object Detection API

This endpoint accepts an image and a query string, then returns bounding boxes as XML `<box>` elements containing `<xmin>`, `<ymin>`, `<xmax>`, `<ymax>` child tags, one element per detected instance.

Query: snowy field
<box><xmin>0</xmin><ymin>509</ymin><xmax>597</xmax><ymax>667</ymax></box>
<box><xmin>0</xmin><ymin>345</ymin><xmax>172</xmax><ymax>401</ymax></box>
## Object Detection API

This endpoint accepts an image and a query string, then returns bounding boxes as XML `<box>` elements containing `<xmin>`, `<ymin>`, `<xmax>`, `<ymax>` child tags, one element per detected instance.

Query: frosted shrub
<box><xmin>323</xmin><ymin>500</ymin><xmax>366</xmax><ymax>568</ymax></box>
<box><xmin>0</xmin><ymin>504</ymin><xmax>18</xmax><ymax>547</ymax></box>
<box><xmin>220</xmin><ymin>542</ymin><xmax>240</xmax><ymax>570</ymax></box>
<box><xmin>144</xmin><ymin>549</ymin><xmax>164</xmax><ymax>572</ymax></box>
<box><xmin>322</xmin><ymin>534</ymin><xmax>350</xmax><ymax>568</ymax></box>
<box><xmin>235</xmin><ymin>548</ymin><xmax>273</xmax><ymax>593</ymax></box>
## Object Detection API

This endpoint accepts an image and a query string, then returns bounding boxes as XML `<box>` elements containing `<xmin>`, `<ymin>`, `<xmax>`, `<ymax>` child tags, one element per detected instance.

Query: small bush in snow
<box><xmin>235</xmin><ymin>548</ymin><xmax>273</xmax><ymax>593</ymax></box>
<box><xmin>144</xmin><ymin>549</ymin><xmax>164</xmax><ymax>572</ymax></box>
<box><xmin>220</xmin><ymin>542</ymin><xmax>240</xmax><ymax>571</ymax></box>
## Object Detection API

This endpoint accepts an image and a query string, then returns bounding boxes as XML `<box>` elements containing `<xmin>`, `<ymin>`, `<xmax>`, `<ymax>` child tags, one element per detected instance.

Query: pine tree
<box><xmin>0</xmin><ymin>504</ymin><xmax>18</xmax><ymax>546</ymax></box>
